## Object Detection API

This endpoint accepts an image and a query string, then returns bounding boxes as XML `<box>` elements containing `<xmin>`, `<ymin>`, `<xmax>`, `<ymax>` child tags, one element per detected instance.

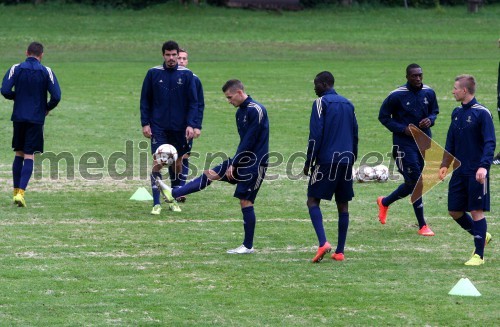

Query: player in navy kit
<box><xmin>377</xmin><ymin>64</ymin><xmax>439</xmax><ymax>236</ymax></box>
<box><xmin>305</xmin><ymin>71</ymin><xmax>358</xmax><ymax>262</ymax></box>
<box><xmin>439</xmin><ymin>74</ymin><xmax>495</xmax><ymax>266</ymax></box>
<box><xmin>1</xmin><ymin>42</ymin><xmax>61</xmax><ymax>207</ymax></box>
<box><xmin>159</xmin><ymin>79</ymin><xmax>269</xmax><ymax>254</ymax></box>
<box><xmin>170</xmin><ymin>48</ymin><xmax>205</xmax><ymax>202</ymax></box>
<box><xmin>140</xmin><ymin>40</ymin><xmax>199</xmax><ymax>215</ymax></box>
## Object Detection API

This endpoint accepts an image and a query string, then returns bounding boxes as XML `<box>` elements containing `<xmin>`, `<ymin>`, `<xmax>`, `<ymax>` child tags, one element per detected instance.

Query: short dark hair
<box><xmin>406</xmin><ymin>63</ymin><xmax>421</xmax><ymax>75</ymax></box>
<box><xmin>455</xmin><ymin>74</ymin><xmax>476</xmax><ymax>95</ymax></box>
<box><xmin>162</xmin><ymin>40</ymin><xmax>179</xmax><ymax>54</ymax></box>
<box><xmin>315</xmin><ymin>71</ymin><xmax>335</xmax><ymax>87</ymax></box>
<box><xmin>27</xmin><ymin>42</ymin><xmax>44</xmax><ymax>57</ymax></box>
<box><xmin>222</xmin><ymin>79</ymin><xmax>244</xmax><ymax>93</ymax></box>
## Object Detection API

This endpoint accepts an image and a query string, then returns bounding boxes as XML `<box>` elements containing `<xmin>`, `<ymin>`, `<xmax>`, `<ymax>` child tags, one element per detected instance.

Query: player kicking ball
<box><xmin>157</xmin><ymin>79</ymin><xmax>269</xmax><ymax>254</ymax></box>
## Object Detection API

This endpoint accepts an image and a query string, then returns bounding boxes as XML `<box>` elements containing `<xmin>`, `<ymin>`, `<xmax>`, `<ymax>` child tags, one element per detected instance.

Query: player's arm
<box><xmin>419</xmin><ymin>90</ymin><xmax>439</xmax><ymax>129</ymax></box>
<box><xmin>185</xmin><ymin>73</ymin><xmax>199</xmax><ymax>140</ymax></box>
<box><xmin>46</xmin><ymin>68</ymin><xmax>61</xmax><ymax>111</ymax></box>
<box><xmin>378</xmin><ymin>95</ymin><xmax>407</xmax><ymax>135</ymax></box>
<box><xmin>478</xmin><ymin>110</ymin><xmax>497</xmax><ymax>170</ymax></box>
<box><xmin>304</xmin><ymin>99</ymin><xmax>324</xmax><ymax>175</ymax></box>
<box><xmin>0</xmin><ymin>65</ymin><xmax>17</xmax><ymax>100</ymax></box>
<box><xmin>194</xmin><ymin>77</ymin><xmax>205</xmax><ymax>138</ymax></box>
<box><xmin>139</xmin><ymin>71</ymin><xmax>153</xmax><ymax>137</ymax></box>
<box><xmin>353</xmin><ymin>109</ymin><xmax>359</xmax><ymax>161</ymax></box>
<box><xmin>439</xmin><ymin>119</ymin><xmax>456</xmax><ymax>180</ymax></box>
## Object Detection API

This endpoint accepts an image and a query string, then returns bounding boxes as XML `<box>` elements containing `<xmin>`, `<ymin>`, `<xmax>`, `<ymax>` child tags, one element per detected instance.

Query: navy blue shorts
<box><xmin>393</xmin><ymin>144</ymin><xmax>423</xmax><ymax>183</ymax></box>
<box><xmin>150</xmin><ymin>130</ymin><xmax>191</xmax><ymax>157</ymax></box>
<box><xmin>307</xmin><ymin>163</ymin><xmax>354</xmax><ymax>202</ymax></box>
<box><xmin>212</xmin><ymin>159</ymin><xmax>266</xmax><ymax>204</ymax></box>
<box><xmin>448</xmin><ymin>174</ymin><xmax>490</xmax><ymax>212</ymax></box>
<box><xmin>12</xmin><ymin>122</ymin><xmax>44</xmax><ymax>155</ymax></box>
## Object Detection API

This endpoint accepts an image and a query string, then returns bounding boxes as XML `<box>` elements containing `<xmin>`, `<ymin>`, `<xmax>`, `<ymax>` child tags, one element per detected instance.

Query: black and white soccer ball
<box><xmin>154</xmin><ymin>144</ymin><xmax>178</xmax><ymax>166</ymax></box>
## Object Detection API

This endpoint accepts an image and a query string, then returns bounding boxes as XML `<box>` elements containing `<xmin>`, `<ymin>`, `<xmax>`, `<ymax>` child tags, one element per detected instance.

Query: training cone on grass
<box><xmin>130</xmin><ymin>187</ymin><xmax>153</xmax><ymax>201</ymax></box>
<box><xmin>448</xmin><ymin>278</ymin><xmax>481</xmax><ymax>297</ymax></box>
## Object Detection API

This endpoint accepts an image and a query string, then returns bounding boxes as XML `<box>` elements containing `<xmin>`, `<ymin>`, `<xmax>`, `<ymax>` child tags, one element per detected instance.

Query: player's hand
<box><xmin>404</xmin><ymin>126</ymin><xmax>413</xmax><ymax>136</ymax></box>
<box><xmin>419</xmin><ymin>118</ymin><xmax>432</xmax><ymax>129</ymax></box>
<box><xmin>476</xmin><ymin>167</ymin><xmax>487</xmax><ymax>184</ymax></box>
<box><xmin>226</xmin><ymin>165</ymin><xmax>235</xmax><ymax>181</ymax></box>
<box><xmin>142</xmin><ymin>125</ymin><xmax>152</xmax><ymax>138</ymax></box>
<box><xmin>193</xmin><ymin>128</ymin><xmax>201</xmax><ymax>139</ymax></box>
<box><xmin>185</xmin><ymin>126</ymin><xmax>194</xmax><ymax>140</ymax></box>
<box><xmin>438</xmin><ymin>167</ymin><xmax>448</xmax><ymax>181</ymax></box>
<box><xmin>303</xmin><ymin>165</ymin><xmax>310</xmax><ymax>176</ymax></box>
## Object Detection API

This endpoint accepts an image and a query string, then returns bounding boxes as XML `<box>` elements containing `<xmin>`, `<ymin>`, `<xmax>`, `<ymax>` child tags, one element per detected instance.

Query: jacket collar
<box><xmin>461</xmin><ymin>97</ymin><xmax>477</xmax><ymax>110</ymax></box>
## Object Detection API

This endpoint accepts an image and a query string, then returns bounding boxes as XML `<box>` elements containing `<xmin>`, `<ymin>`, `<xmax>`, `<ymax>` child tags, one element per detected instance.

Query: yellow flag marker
<box><xmin>408</xmin><ymin>124</ymin><xmax>461</xmax><ymax>204</ymax></box>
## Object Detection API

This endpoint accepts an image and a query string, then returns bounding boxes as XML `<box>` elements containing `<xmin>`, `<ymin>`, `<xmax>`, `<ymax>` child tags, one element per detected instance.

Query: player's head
<box><xmin>162</xmin><ymin>40</ymin><xmax>179</xmax><ymax>68</ymax></box>
<box><xmin>453</xmin><ymin>74</ymin><xmax>476</xmax><ymax>102</ymax></box>
<box><xmin>222</xmin><ymin>79</ymin><xmax>247</xmax><ymax>108</ymax></box>
<box><xmin>314</xmin><ymin>71</ymin><xmax>334</xmax><ymax>97</ymax></box>
<box><xmin>406</xmin><ymin>63</ymin><xmax>423</xmax><ymax>88</ymax></box>
<box><xmin>178</xmin><ymin>48</ymin><xmax>188</xmax><ymax>67</ymax></box>
<box><xmin>27</xmin><ymin>42</ymin><xmax>44</xmax><ymax>60</ymax></box>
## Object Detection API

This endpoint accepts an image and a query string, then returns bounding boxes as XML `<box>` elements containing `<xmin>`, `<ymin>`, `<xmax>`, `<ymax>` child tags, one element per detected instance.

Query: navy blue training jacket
<box><xmin>378</xmin><ymin>83</ymin><xmax>439</xmax><ymax>146</ymax></box>
<box><xmin>232</xmin><ymin>96</ymin><xmax>269</xmax><ymax>168</ymax></box>
<box><xmin>140</xmin><ymin>63</ymin><xmax>199</xmax><ymax>132</ymax></box>
<box><xmin>306</xmin><ymin>89</ymin><xmax>358</xmax><ymax>166</ymax></box>
<box><xmin>1</xmin><ymin>57</ymin><xmax>61</xmax><ymax>124</ymax></box>
<box><xmin>444</xmin><ymin>98</ymin><xmax>496</xmax><ymax>175</ymax></box>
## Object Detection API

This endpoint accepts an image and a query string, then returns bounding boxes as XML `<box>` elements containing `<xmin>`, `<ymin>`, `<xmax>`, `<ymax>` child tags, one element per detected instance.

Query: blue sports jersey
<box><xmin>140</xmin><ymin>63</ymin><xmax>199</xmax><ymax>132</ymax></box>
<box><xmin>444</xmin><ymin>98</ymin><xmax>496</xmax><ymax>175</ymax></box>
<box><xmin>378</xmin><ymin>83</ymin><xmax>439</xmax><ymax>146</ymax></box>
<box><xmin>1</xmin><ymin>57</ymin><xmax>61</xmax><ymax>124</ymax></box>
<box><xmin>306</xmin><ymin>89</ymin><xmax>358</xmax><ymax>166</ymax></box>
<box><xmin>232</xmin><ymin>96</ymin><xmax>269</xmax><ymax>168</ymax></box>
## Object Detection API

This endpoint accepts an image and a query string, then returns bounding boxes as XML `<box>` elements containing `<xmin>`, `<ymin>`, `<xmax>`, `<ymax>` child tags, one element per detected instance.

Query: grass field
<box><xmin>0</xmin><ymin>2</ymin><xmax>499</xmax><ymax>325</ymax></box>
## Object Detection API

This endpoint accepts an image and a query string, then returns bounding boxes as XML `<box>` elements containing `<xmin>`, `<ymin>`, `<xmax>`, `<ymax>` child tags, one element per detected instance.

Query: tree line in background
<box><xmin>0</xmin><ymin>0</ymin><xmax>497</xmax><ymax>10</ymax></box>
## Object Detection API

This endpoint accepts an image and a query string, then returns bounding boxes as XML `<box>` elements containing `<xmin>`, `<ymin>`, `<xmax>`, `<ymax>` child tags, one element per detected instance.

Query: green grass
<box><xmin>0</xmin><ymin>2</ymin><xmax>499</xmax><ymax>325</ymax></box>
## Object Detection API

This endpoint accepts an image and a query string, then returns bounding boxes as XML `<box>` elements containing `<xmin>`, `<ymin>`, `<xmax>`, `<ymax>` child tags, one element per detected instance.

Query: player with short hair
<box><xmin>169</xmin><ymin>48</ymin><xmax>205</xmax><ymax>202</ymax></box>
<box><xmin>140</xmin><ymin>40</ymin><xmax>199</xmax><ymax>215</ymax></box>
<box><xmin>439</xmin><ymin>74</ymin><xmax>495</xmax><ymax>266</ymax></box>
<box><xmin>1</xmin><ymin>41</ymin><xmax>61</xmax><ymax>207</ymax></box>
<box><xmin>377</xmin><ymin>63</ymin><xmax>439</xmax><ymax>236</ymax></box>
<box><xmin>158</xmin><ymin>79</ymin><xmax>269</xmax><ymax>254</ymax></box>
<box><xmin>304</xmin><ymin>71</ymin><xmax>358</xmax><ymax>262</ymax></box>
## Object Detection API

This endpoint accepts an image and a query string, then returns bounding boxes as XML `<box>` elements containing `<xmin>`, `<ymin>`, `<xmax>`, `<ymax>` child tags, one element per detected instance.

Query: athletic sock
<box><xmin>172</xmin><ymin>173</ymin><xmax>211</xmax><ymax>199</ymax></box>
<box><xmin>19</xmin><ymin>159</ymin><xmax>33</xmax><ymax>191</ymax></box>
<box><xmin>151</xmin><ymin>171</ymin><xmax>162</xmax><ymax>206</ymax></box>
<box><xmin>242</xmin><ymin>206</ymin><xmax>256</xmax><ymax>249</ymax></box>
<box><xmin>308</xmin><ymin>206</ymin><xmax>327</xmax><ymax>247</ymax></box>
<box><xmin>454</xmin><ymin>213</ymin><xmax>474</xmax><ymax>236</ymax></box>
<box><xmin>472</xmin><ymin>218</ymin><xmax>487</xmax><ymax>259</ymax></box>
<box><xmin>12</xmin><ymin>156</ymin><xmax>24</xmax><ymax>189</ymax></box>
<box><xmin>382</xmin><ymin>182</ymin><xmax>413</xmax><ymax>207</ymax></box>
<box><xmin>180</xmin><ymin>157</ymin><xmax>189</xmax><ymax>187</ymax></box>
<box><xmin>336</xmin><ymin>212</ymin><xmax>349</xmax><ymax>254</ymax></box>
<box><xmin>412</xmin><ymin>198</ymin><xmax>426</xmax><ymax>229</ymax></box>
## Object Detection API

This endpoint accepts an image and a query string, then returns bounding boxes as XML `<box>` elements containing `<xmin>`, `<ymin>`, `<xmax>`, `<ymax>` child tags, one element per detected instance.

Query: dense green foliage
<box><xmin>0</xmin><ymin>3</ymin><xmax>499</xmax><ymax>325</ymax></box>
<box><xmin>2</xmin><ymin>0</ymin><xmax>500</xmax><ymax>9</ymax></box>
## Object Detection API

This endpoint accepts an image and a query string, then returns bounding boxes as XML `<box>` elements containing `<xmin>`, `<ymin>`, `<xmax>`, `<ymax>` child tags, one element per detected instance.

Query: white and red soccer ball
<box><xmin>154</xmin><ymin>144</ymin><xmax>178</xmax><ymax>166</ymax></box>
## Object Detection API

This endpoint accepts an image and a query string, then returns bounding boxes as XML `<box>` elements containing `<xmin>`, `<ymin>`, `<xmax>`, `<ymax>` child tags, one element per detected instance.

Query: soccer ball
<box><xmin>374</xmin><ymin>164</ymin><xmax>389</xmax><ymax>182</ymax></box>
<box><xmin>356</xmin><ymin>165</ymin><xmax>376</xmax><ymax>182</ymax></box>
<box><xmin>154</xmin><ymin>144</ymin><xmax>178</xmax><ymax>166</ymax></box>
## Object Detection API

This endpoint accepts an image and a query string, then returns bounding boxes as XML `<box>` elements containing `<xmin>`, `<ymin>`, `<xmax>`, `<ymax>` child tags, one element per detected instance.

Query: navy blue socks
<box><xmin>309</xmin><ymin>206</ymin><xmax>327</xmax><ymax>247</ymax></box>
<box><xmin>242</xmin><ymin>206</ymin><xmax>256</xmax><ymax>249</ymax></box>
<box><xmin>151</xmin><ymin>171</ymin><xmax>162</xmax><ymax>206</ymax></box>
<box><xmin>19</xmin><ymin>158</ymin><xmax>33</xmax><ymax>191</ymax></box>
<box><xmin>12</xmin><ymin>156</ymin><xmax>23</xmax><ymax>189</ymax></box>
<box><xmin>336</xmin><ymin>212</ymin><xmax>349</xmax><ymax>254</ymax></box>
